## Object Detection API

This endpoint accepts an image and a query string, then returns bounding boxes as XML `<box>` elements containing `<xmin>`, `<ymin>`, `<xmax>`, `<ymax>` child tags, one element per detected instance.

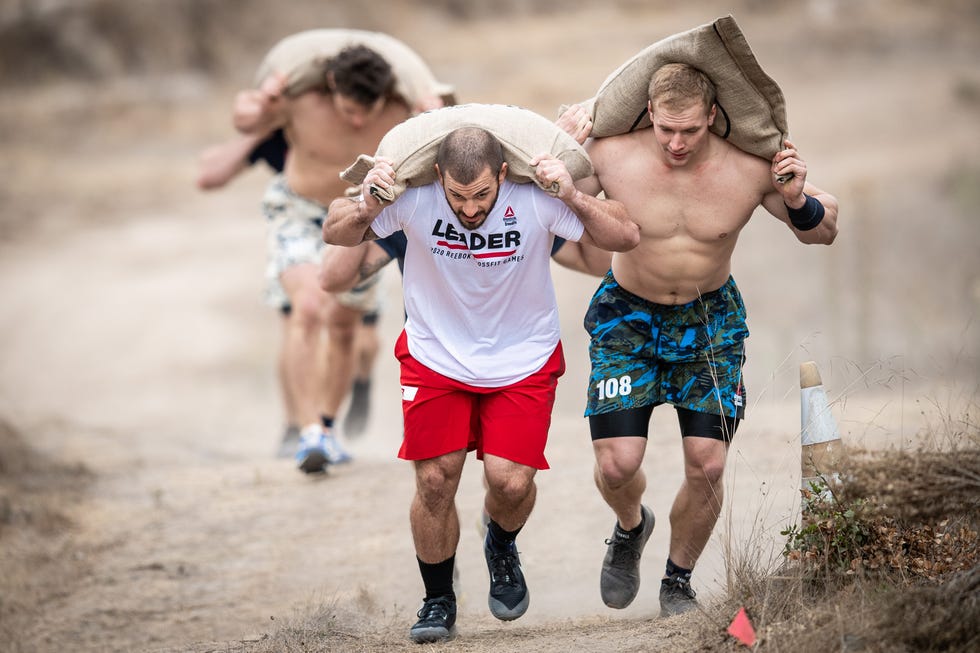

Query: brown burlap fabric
<box><xmin>254</xmin><ymin>29</ymin><xmax>455</xmax><ymax>108</ymax></box>
<box><xmin>340</xmin><ymin>103</ymin><xmax>594</xmax><ymax>202</ymax></box>
<box><xmin>574</xmin><ymin>15</ymin><xmax>788</xmax><ymax>161</ymax></box>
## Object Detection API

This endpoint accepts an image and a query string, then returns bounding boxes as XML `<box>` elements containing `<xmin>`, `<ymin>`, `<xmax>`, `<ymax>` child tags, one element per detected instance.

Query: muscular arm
<box><xmin>531</xmin><ymin>153</ymin><xmax>639</xmax><ymax>252</ymax></box>
<box><xmin>323</xmin><ymin>195</ymin><xmax>381</xmax><ymax>246</ymax></box>
<box><xmin>195</xmin><ymin>133</ymin><xmax>266</xmax><ymax>190</ymax></box>
<box><xmin>319</xmin><ymin>241</ymin><xmax>394</xmax><ymax>293</ymax></box>
<box><xmin>765</xmin><ymin>139</ymin><xmax>839</xmax><ymax>245</ymax></box>
<box><xmin>323</xmin><ymin>157</ymin><xmax>396</xmax><ymax>246</ymax></box>
<box><xmin>233</xmin><ymin>72</ymin><xmax>290</xmax><ymax>136</ymax></box>
<box><xmin>551</xmin><ymin>240</ymin><xmax>612</xmax><ymax>277</ymax></box>
<box><xmin>562</xmin><ymin>188</ymin><xmax>638</xmax><ymax>251</ymax></box>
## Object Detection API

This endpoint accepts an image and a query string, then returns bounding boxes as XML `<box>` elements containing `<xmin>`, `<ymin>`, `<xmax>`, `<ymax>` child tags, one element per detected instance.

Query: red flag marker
<box><xmin>727</xmin><ymin>606</ymin><xmax>757</xmax><ymax>647</ymax></box>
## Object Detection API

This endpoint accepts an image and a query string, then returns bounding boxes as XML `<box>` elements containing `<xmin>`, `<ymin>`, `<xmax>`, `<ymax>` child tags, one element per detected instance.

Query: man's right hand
<box><xmin>363</xmin><ymin>157</ymin><xmax>396</xmax><ymax>207</ymax></box>
<box><xmin>233</xmin><ymin>72</ymin><xmax>288</xmax><ymax>134</ymax></box>
<box><xmin>556</xmin><ymin>104</ymin><xmax>593</xmax><ymax>145</ymax></box>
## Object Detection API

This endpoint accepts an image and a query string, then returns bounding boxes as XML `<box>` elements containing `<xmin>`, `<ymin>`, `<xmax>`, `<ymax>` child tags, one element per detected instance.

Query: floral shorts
<box><xmin>261</xmin><ymin>175</ymin><xmax>381</xmax><ymax>312</ymax></box>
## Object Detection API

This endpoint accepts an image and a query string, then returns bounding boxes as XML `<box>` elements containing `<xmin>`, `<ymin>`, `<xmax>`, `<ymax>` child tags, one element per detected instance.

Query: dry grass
<box><xmin>0</xmin><ymin>419</ymin><xmax>94</xmax><ymax>650</ymax></box>
<box><xmin>699</xmin><ymin>412</ymin><xmax>980</xmax><ymax>653</ymax></box>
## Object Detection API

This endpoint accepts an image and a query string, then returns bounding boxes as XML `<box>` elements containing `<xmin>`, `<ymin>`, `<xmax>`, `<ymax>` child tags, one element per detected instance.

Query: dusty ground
<box><xmin>1</xmin><ymin>1</ymin><xmax>978</xmax><ymax>651</ymax></box>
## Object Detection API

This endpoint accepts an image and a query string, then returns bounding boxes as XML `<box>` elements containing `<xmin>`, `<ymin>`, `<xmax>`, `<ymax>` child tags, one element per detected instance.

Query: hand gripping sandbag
<box><xmin>573</xmin><ymin>15</ymin><xmax>788</xmax><ymax>161</ymax></box>
<box><xmin>254</xmin><ymin>29</ymin><xmax>455</xmax><ymax>108</ymax></box>
<box><xmin>340</xmin><ymin>103</ymin><xmax>594</xmax><ymax>202</ymax></box>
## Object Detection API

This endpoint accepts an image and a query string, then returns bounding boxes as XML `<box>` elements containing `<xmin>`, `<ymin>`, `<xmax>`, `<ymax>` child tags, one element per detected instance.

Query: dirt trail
<box><xmin>1</xmin><ymin>2</ymin><xmax>978</xmax><ymax>651</ymax></box>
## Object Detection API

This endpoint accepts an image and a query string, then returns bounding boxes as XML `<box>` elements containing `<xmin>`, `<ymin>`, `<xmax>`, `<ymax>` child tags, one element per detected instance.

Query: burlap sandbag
<box><xmin>340</xmin><ymin>103</ymin><xmax>594</xmax><ymax>202</ymax></box>
<box><xmin>575</xmin><ymin>15</ymin><xmax>788</xmax><ymax>161</ymax></box>
<box><xmin>254</xmin><ymin>29</ymin><xmax>455</xmax><ymax>108</ymax></box>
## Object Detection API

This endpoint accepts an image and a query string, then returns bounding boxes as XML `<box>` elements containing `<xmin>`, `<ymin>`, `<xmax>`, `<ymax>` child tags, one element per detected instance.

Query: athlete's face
<box><xmin>438</xmin><ymin>164</ymin><xmax>506</xmax><ymax>230</ymax></box>
<box><xmin>332</xmin><ymin>93</ymin><xmax>385</xmax><ymax>130</ymax></box>
<box><xmin>649</xmin><ymin>100</ymin><xmax>716</xmax><ymax>167</ymax></box>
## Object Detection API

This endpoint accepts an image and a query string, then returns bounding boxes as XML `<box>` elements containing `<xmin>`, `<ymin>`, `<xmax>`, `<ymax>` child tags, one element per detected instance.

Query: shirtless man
<box><xmin>233</xmin><ymin>43</ymin><xmax>443</xmax><ymax>472</ymax></box>
<box><xmin>195</xmin><ymin>128</ymin><xmax>381</xmax><ymax>450</ymax></box>
<box><xmin>563</xmin><ymin>62</ymin><xmax>839</xmax><ymax>616</ymax></box>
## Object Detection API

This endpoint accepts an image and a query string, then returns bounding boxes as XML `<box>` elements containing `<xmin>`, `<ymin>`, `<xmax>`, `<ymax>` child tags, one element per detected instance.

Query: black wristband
<box><xmin>785</xmin><ymin>194</ymin><xmax>825</xmax><ymax>231</ymax></box>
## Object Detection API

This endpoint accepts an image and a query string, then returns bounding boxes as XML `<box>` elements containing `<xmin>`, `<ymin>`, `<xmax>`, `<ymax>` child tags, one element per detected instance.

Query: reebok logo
<box><xmin>503</xmin><ymin>205</ymin><xmax>517</xmax><ymax>226</ymax></box>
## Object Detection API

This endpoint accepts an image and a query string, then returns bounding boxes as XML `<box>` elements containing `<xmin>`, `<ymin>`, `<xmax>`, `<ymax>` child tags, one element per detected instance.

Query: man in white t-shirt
<box><xmin>324</xmin><ymin>126</ymin><xmax>638</xmax><ymax>643</ymax></box>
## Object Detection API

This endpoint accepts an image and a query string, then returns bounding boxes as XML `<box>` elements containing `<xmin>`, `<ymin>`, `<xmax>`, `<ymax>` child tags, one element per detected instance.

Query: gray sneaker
<box><xmin>342</xmin><ymin>378</ymin><xmax>371</xmax><ymax>438</ymax></box>
<box><xmin>275</xmin><ymin>424</ymin><xmax>300</xmax><ymax>459</ymax></box>
<box><xmin>659</xmin><ymin>574</ymin><xmax>698</xmax><ymax>617</ymax></box>
<box><xmin>600</xmin><ymin>504</ymin><xmax>655</xmax><ymax>609</ymax></box>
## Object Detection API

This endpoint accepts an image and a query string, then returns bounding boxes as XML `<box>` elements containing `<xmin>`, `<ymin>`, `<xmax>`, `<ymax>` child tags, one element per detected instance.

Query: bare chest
<box><xmin>288</xmin><ymin>95</ymin><xmax>402</xmax><ymax>166</ymax></box>
<box><xmin>604</xmin><ymin>161</ymin><xmax>765</xmax><ymax>243</ymax></box>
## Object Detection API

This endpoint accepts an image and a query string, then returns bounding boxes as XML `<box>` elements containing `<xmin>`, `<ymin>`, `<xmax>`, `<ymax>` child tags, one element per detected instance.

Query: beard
<box><xmin>455</xmin><ymin>209</ymin><xmax>488</xmax><ymax>230</ymax></box>
<box><xmin>448</xmin><ymin>186</ymin><xmax>499</xmax><ymax>231</ymax></box>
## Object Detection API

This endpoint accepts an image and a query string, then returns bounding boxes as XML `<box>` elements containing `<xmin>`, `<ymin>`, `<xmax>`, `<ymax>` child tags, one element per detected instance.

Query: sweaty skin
<box><xmin>572</xmin><ymin>102</ymin><xmax>837</xmax><ymax>305</ymax></box>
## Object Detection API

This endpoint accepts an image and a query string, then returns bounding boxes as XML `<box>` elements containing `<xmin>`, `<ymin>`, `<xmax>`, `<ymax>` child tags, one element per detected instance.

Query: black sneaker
<box><xmin>409</xmin><ymin>595</ymin><xmax>457</xmax><ymax>643</ymax></box>
<box><xmin>484</xmin><ymin>533</ymin><xmax>530</xmax><ymax>621</ymax></box>
<box><xmin>659</xmin><ymin>574</ymin><xmax>697</xmax><ymax>617</ymax></box>
<box><xmin>600</xmin><ymin>504</ymin><xmax>655</xmax><ymax>609</ymax></box>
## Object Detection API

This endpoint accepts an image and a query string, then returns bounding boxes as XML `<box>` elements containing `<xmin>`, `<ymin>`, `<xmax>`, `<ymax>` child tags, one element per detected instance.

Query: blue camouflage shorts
<box><xmin>584</xmin><ymin>272</ymin><xmax>749</xmax><ymax>422</ymax></box>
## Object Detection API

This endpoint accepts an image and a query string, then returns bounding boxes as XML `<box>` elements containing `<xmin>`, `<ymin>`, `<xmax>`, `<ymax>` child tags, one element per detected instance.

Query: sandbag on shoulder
<box><xmin>340</xmin><ymin>103</ymin><xmax>594</xmax><ymax>202</ymax></box>
<box><xmin>573</xmin><ymin>15</ymin><xmax>788</xmax><ymax>161</ymax></box>
<box><xmin>254</xmin><ymin>29</ymin><xmax>455</xmax><ymax>109</ymax></box>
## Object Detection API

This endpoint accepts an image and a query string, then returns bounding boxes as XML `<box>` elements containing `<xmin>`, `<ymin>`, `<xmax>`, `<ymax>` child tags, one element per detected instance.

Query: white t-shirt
<box><xmin>372</xmin><ymin>179</ymin><xmax>586</xmax><ymax>387</ymax></box>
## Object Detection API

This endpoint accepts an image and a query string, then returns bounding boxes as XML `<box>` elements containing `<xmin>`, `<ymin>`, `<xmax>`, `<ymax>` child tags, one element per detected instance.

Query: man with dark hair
<box><xmin>325</xmin><ymin>45</ymin><xmax>395</xmax><ymax>104</ymax></box>
<box><xmin>233</xmin><ymin>40</ymin><xmax>447</xmax><ymax>473</ymax></box>
<box><xmin>324</xmin><ymin>125</ymin><xmax>639</xmax><ymax>643</ymax></box>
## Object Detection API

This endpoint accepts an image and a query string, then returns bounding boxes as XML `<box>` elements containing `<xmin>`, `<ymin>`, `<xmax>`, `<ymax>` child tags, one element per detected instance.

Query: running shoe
<box><xmin>294</xmin><ymin>426</ymin><xmax>351</xmax><ymax>473</ymax></box>
<box><xmin>295</xmin><ymin>430</ymin><xmax>328</xmax><ymax>474</ymax></box>
<box><xmin>320</xmin><ymin>429</ymin><xmax>352</xmax><ymax>464</ymax></box>
<box><xmin>409</xmin><ymin>595</ymin><xmax>456</xmax><ymax>643</ymax></box>
<box><xmin>659</xmin><ymin>573</ymin><xmax>698</xmax><ymax>617</ymax></box>
<box><xmin>600</xmin><ymin>504</ymin><xmax>655</xmax><ymax>609</ymax></box>
<box><xmin>484</xmin><ymin>532</ymin><xmax>529</xmax><ymax>621</ymax></box>
<box><xmin>276</xmin><ymin>424</ymin><xmax>300</xmax><ymax>459</ymax></box>
<box><xmin>342</xmin><ymin>378</ymin><xmax>371</xmax><ymax>437</ymax></box>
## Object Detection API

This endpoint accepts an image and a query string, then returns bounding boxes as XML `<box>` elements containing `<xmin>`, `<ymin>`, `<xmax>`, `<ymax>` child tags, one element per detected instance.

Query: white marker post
<box><xmin>800</xmin><ymin>361</ymin><xmax>842</xmax><ymax>500</ymax></box>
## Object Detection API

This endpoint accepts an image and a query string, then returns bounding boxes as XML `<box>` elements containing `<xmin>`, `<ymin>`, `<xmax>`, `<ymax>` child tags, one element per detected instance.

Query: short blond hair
<box><xmin>648</xmin><ymin>63</ymin><xmax>716</xmax><ymax>114</ymax></box>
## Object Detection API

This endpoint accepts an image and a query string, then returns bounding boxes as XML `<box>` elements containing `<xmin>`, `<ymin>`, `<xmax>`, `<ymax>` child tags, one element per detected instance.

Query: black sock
<box><xmin>320</xmin><ymin>415</ymin><xmax>334</xmax><ymax>429</ymax></box>
<box><xmin>417</xmin><ymin>555</ymin><xmax>455</xmax><ymax>600</ymax></box>
<box><xmin>664</xmin><ymin>557</ymin><xmax>692</xmax><ymax>581</ymax></box>
<box><xmin>617</xmin><ymin>511</ymin><xmax>646</xmax><ymax>538</ymax></box>
<box><xmin>487</xmin><ymin>519</ymin><xmax>522</xmax><ymax>552</ymax></box>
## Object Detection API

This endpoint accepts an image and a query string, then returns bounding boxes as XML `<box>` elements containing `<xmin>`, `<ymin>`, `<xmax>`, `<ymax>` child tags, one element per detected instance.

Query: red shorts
<box><xmin>395</xmin><ymin>331</ymin><xmax>566</xmax><ymax>470</ymax></box>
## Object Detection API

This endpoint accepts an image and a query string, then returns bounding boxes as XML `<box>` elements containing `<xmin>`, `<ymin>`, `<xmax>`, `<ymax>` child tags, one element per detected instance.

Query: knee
<box><xmin>686</xmin><ymin>457</ymin><xmax>725</xmax><ymax>487</ymax></box>
<box><xmin>326</xmin><ymin>309</ymin><xmax>358</xmax><ymax>344</ymax></box>
<box><xmin>415</xmin><ymin>465</ymin><xmax>455</xmax><ymax>508</ymax></box>
<box><xmin>595</xmin><ymin>454</ymin><xmax>641</xmax><ymax>490</ymax></box>
<box><xmin>329</xmin><ymin>321</ymin><xmax>357</xmax><ymax>345</ymax></box>
<box><xmin>289</xmin><ymin>291</ymin><xmax>326</xmax><ymax>331</ymax></box>
<box><xmin>486</xmin><ymin>473</ymin><xmax>534</xmax><ymax>506</ymax></box>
